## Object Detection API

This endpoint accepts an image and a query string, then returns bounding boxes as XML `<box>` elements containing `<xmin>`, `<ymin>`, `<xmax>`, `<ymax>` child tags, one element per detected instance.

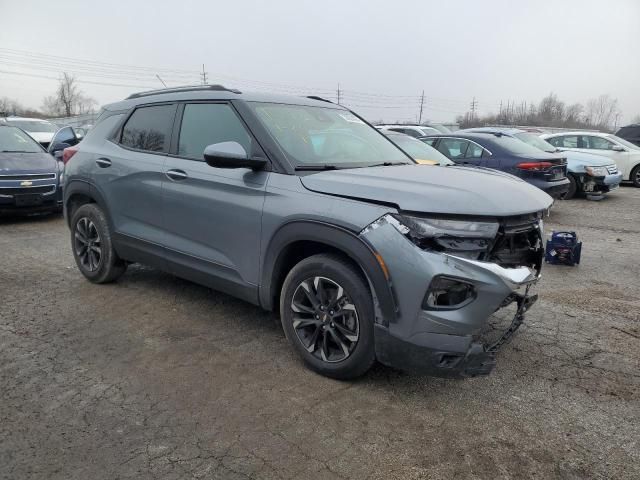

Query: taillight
<box><xmin>62</xmin><ymin>146</ymin><xmax>78</xmax><ymax>165</ymax></box>
<box><xmin>517</xmin><ymin>161</ymin><xmax>553</xmax><ymax>171</ymax></box>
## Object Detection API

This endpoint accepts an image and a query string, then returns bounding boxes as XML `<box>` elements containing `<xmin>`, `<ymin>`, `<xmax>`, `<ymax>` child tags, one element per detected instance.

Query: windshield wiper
<box><xmin>294</xmin><ymin>164</ymin><xmax>340</xmax><ymax>171</ymax></box>
<box><xmin>1</xmin><ymin>150</ymin><xmax>32</xmax><ymax>153</ymax></box>
<box><xmin>367</xmin><ymin>161</ymin><xmax>411</xmax><ymax>167</ymax></box>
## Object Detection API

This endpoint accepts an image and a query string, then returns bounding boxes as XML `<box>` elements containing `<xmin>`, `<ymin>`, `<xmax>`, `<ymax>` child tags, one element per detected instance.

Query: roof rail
<box><xmin>306</xmin><ymin>95</ymin><xmax>334</xmax><ymax>104</ymax></box>
<box><xmin>126</xmin><ymin>84</ymin><xmax>241</xmax><ymax>100</ymax></box>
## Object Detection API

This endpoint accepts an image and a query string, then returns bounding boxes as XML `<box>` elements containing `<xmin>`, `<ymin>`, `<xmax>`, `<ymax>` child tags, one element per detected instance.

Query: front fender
<box><xmin>259</xmin><ymin>220</ymin><xmax>398</xmax><ymax>325</ymax></box>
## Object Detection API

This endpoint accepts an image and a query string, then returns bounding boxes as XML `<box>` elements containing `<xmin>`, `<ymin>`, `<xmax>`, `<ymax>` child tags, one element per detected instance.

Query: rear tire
<box><xmin>562</xmin><ymin>174</ymin><xmax>578</xmax><ymax>199</ymax></box>
<box><xmin>280</xmin><ymin>254</ymin><xmax>375</xmax><ymax>379</ymax></box>
<box><xmin>631</xmin><ymin>165</ymin><xmax>640</xmax><ymax>188</ymax></box>
<box><xmin>70</xmin><ymin>203</ymin><xmax>126</xmax><ymax>283</ymax></box>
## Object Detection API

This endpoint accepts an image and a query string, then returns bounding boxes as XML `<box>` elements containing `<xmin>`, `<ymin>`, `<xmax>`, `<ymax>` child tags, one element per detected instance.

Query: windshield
<box><xmin>609</xmin><ymin>135</ymin><xmax>640</xmax><ymax>150</ymax></box>
<box><xmin>0</xmin><ymin>126</ymin><xmax>45</xmax><ymax>153</ymax></box>
<box><xmin>6</xmin><ymin>119</ymin><xmax>58</xmax><ymax>133</ymax></box>
<box><xmin>387</xmin><ymin>134</ymin><xmax>453</xmax><ymax>165</ymax></box>
<box><xmin>430</xmin><ymin>124</ymin><xmax>452</xmax><ymax>134</ymax></box>
<box><xmin>513</xmin><ymin>132</ymin><xmax>555</xmax><ymax>153</ymax></box>
<box><xmin>248</xmin><ymin>102</ymin><xmax>412</xmax><ymax>168</ymax></box>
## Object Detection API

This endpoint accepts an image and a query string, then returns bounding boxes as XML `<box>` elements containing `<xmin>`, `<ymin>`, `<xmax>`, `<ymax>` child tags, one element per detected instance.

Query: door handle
<box><xmin>166</xmin><ymin>169</ymin><xmax>188</xmax><ymax>181</ymax></box>
<box><xmin>95</xmin><ymin>158</ymin><xmax>112</xmax><ymax>168</ymax></box>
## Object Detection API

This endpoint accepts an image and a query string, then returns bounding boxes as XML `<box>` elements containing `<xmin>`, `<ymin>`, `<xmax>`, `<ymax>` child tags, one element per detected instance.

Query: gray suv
<box><xmin>63</xmin><ymin>85</ymin><xmax>552</xmax><ymax>379</ymax></box>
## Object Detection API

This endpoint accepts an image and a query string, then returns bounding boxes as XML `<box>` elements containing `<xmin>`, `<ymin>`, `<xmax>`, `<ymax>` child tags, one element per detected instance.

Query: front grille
<box><xmin>0</xmin><ymin>173</ymin><xmax>56</xmax><ymax>181</ymax></box>
<box><xmin>0</xmin><ymin>185</ymin><xmax>56</xmax><ymax>195</ymax></box>
<box><xmin>606</xmin><ymin>165</ymin><xmax>618</xmax><ymax>174</ymax></box>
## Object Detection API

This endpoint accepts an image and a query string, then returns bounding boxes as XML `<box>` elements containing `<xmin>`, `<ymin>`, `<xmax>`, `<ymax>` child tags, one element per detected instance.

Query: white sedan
<box><xmin>542</xmin><ymin>131</ymin><xmax>640</xmax><ymax>187</ymax></box>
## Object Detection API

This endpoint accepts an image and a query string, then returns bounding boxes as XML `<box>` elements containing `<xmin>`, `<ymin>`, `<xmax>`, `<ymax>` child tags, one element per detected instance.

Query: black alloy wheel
<box><xmin>290</xmin><ymin>276</ymin><xmax>360</xmax><ymax>363</ymax></box>
<box><xmin>74</xmin><ymin>217</ymin><xmax>102</xmax><ymax>272</ymax></box>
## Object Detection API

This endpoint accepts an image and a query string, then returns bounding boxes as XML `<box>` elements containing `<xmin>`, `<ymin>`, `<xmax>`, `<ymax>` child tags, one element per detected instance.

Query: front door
<box><xmin>162</xmin><ymin>102</ymin><xmax>268</xmax><ymax>300</ymax></box>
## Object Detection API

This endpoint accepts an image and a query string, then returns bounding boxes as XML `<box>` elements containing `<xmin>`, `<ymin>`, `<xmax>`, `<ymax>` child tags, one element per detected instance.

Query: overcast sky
<box><xmin>1</xmin><ymin>0</ymin><xmax>638</xmax><ymax>123</ymax></box>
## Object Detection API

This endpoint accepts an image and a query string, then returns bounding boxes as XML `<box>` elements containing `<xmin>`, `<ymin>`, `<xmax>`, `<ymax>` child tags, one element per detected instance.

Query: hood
<box><xmin>0</xmin><ymin>152</ymin><xmax>57</xmax><ymax>173</ymax></box>
<box><xmin>300</xmin><ymin>164</ymin><xmax>553</xmax><ymax>216</ymax></box>
<box><xmin>559</xmin><ymin>150</ymin><xmax>614</xmax><ymax>168</ymax></box>
<box><xmin>26</xmin><ymin>131</ymin><xmax>55</xmax><ymax>144</ymax></box>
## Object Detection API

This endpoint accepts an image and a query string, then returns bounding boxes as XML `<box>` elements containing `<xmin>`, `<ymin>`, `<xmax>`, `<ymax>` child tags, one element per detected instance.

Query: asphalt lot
<box><xmin>1</xmin><ymin>187</ymin><xmax>639</xmax><ymax>480</ymax></box>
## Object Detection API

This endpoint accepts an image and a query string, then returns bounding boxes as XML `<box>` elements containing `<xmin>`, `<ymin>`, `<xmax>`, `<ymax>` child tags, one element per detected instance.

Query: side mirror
<box><xmin>50</xmin><ymin>142</ymin><xmax>71</xmax><ymax>159</ymax></box>
<box><xmin>612</xmin><ymin>145</ymin><xmax>625</xmax><ymax>152</ymax></box>
<box><xmin>203</xmin><ymin>142</ymin><xmax>266</xmax><ymax>170</ymax></box>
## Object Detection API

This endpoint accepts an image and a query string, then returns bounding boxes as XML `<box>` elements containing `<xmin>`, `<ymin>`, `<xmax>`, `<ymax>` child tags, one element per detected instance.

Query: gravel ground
<box><xmin>1</xmin><ymin>187</ymin><xmax>639</xmax><ymax>480</ymax></box>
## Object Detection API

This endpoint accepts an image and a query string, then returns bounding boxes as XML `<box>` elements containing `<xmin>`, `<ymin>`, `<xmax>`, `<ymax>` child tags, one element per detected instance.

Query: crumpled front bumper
<box><xmin>360</xmin><ymin>217</ymin><xmax>541</xmax><ymax>377</ymax></box>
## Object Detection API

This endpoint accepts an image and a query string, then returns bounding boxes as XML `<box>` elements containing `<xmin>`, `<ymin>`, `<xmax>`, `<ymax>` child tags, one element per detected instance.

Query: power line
<box><xmin>0</xmin><ymin>69</ymin><xmax>156</xmax><ymax>89</ymax></box>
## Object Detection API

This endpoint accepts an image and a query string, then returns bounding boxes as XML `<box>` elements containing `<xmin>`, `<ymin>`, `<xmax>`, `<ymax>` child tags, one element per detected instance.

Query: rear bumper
<box><xmin>527</xmin><ymin>178</ymin><xmax>570</xmax><ymax>198</ymax></box>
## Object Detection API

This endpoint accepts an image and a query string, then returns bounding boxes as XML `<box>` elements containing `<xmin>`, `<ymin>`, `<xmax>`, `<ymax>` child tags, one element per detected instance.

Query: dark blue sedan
<box><xmin>421</xmin><ymin>132</ymin><xmax>570</xmax><ymax>198</ymax></box>
<box><xmin>0</xmin><ymin>125</ymin><xmax>64</xmax><ymax>215</ymax></box>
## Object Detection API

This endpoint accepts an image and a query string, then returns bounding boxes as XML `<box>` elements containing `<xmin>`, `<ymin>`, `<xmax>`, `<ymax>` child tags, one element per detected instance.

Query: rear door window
<box><xmin>581</xmin><ymin>135</ymin><xmax>615</xmax><ymax>150</ymax></box>
<box><xmin>465</xmin><ymin>142</ymin><xmax>484</xmax><ymax>159</ymax></box>
<box><xmin>437</xmin><ymin>138</ymin><xmax>469</xmax><ymax>159</ymax></box>
<box><xmin>120</xmin><ymin>104</ymin><xmax>176</xmax><ymax>153</ymax></box>
<box><xmin>548</xmin><ymin>135</ymin><xmax>578</xmax><ymax>148</ymax></box>
<box><xmin>177</xmin><ymin>103</ymin><xmax>253</xmax><ymax>159</ymax></box>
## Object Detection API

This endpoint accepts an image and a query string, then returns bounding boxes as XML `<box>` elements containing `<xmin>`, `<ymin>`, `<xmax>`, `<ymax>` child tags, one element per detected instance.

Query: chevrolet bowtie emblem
<box><xmin>20</xmin><ymin>180</ymin><xmax>33</xmax><ymax>186</ymax></box>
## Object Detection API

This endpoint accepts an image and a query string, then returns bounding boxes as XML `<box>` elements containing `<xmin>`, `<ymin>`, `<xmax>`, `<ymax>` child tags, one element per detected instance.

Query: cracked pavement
<box><xmin>1</xmin><ymin>187</ymin><xmax>639</xmax><ymax>479</ymax></box>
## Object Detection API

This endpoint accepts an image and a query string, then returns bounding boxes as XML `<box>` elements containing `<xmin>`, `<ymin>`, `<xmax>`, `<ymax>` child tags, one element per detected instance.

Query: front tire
<box><xmin>631</xmin><ymin>165</ymin><xmax>640</xmax><ymax>188</ymax></box>
<box><xmin>280</xmin><ymin>254</ymin><xmax>375</xmax><ymax>379</ymax></box>
<box><xmin>70</xmin><ymin>203</ymin><xmax>126</xmax><ymax>283</ymax></box>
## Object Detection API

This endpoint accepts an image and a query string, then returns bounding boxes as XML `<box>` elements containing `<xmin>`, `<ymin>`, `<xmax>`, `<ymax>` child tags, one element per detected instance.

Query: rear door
<box><xmin>462</xmin><ymin>140</ymin><xmax>488</xmax><ymax>167</ymax></box>
<box><xmin>93</xmin><ymin>103</ymin><xmax>176</xmax><ymax>258</ymax></box>
<box><xmin>162</xmin><ymin>102</ymin><xmax>269</xmax><ymax>298</ymax></box>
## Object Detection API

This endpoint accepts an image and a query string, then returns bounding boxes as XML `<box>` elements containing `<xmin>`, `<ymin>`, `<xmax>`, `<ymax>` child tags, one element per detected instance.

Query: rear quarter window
<box><xmin>120</xmin><ymin>104</ymin><xmax>176</xmax><ymax>153</ymax></box>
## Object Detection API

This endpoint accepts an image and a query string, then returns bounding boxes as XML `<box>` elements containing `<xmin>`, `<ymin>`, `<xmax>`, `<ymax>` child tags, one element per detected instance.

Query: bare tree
<box><xmin>585</xmin><ymin>94</ymin><xmax>619</xmax><ymax>129</ymax></box>
<box><xmin>41</xmin><ymin>73</ymin><xmax>97</xmax><ymax>117</ymax></box>
<box><xmin>0</xmin><ymin>97</ymin><xmax>23</xmax><ymax>116</ymax></box>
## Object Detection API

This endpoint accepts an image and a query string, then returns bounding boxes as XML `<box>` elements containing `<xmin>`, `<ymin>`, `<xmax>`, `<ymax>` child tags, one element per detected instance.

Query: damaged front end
<box><xmin>360</xmin><ymin>212</ymin><xmax>545</xmax><ymax>377</ymax></box>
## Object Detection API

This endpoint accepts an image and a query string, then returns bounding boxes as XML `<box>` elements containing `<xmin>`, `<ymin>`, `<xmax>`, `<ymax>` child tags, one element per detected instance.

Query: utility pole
<box><xmin>200</xmin><ymin>64</ymin><xmax>208</xmax><ymax>85</ymax></box>
<box><xmin>614</xmin><ymin>112</ymin><xmax>621</xmax><ymax>130</ymax></box>
<box><xmin>470</xmin><ymin>97</ymin><xmax>477</xmax><ymax>121</ymax></box>
<box><xmin>336</xmin><ymin>83</ymin><xmax>341</xmax><ymax>105</ymax></box>
<box><xmin>418</xmin><ymin>90</ymin><xmax>425</xmax><ymax>124</ymax></box>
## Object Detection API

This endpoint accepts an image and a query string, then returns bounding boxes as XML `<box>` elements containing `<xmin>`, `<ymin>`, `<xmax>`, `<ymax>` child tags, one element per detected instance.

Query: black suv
<box><xmin>616</xmin><ymin>124</ymin><xmax>640</xmax><ymax>147</ymax></box>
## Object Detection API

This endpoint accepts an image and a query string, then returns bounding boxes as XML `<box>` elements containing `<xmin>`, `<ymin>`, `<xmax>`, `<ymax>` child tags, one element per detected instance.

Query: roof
<box><xmin>460</xmin><ymin>127</ymin><xmax>526</xmax><ymax>136</ymax></box>
<box><xmin>104</xmin><ymin>85</ymin><xmax>344</xmax><ymax>112</ymax></box>
<box><xmin>542</xmin><ymin>131</ymin><xmax>612</xmax><ymax>138</ymax></box>
<box><xmin>2</xmin><ymin>116</ymin><xmax>53</xmax><ymax>123</ymax></box>
<box><xmin>420</xmin><ymin>132</ymin><xmax>508</xmax><ymax>140</ymax></box>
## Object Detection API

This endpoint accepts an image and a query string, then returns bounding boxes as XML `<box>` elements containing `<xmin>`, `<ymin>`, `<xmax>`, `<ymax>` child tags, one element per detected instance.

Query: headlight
<box><xmin>392</xmin><ymin>214</ymin><xmax>499</xmax><ymax>239</ymax></box>
<box><xmin>585</xmin><ymin>166</ymin><xmax>607</xmax><ymax>177</ymax></box>
<box><xmin>387</xmin><ymin>214</ymin><xmax>499</xmax><ymax>259</ymax></box>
